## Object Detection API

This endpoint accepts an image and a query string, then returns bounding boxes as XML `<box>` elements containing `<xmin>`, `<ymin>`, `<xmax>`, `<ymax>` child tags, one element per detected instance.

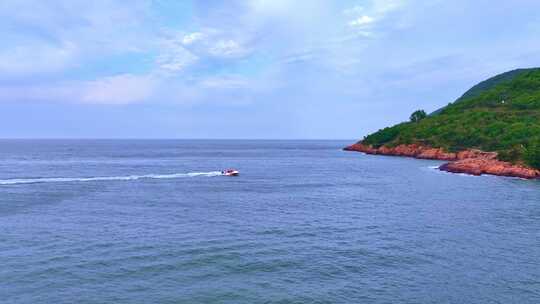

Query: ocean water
<box><xmin>1</xmin><ymin>139</ymin><xmax>539</xmax><ymax>304</ymax></box>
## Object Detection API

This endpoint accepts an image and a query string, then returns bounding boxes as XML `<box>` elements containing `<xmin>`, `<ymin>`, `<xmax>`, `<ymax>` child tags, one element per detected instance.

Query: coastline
<box><xmin>344</xmin><ymin>143</ymin><xmax>540</xmax><ymax>179</ymax></box>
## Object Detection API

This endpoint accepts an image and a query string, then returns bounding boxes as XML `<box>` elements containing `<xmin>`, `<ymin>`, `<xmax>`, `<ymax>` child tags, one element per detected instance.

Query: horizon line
<box><xmin>0</xmin><ymin>138</ymin><xmax>356</xmax><ymax>141</ymax></box>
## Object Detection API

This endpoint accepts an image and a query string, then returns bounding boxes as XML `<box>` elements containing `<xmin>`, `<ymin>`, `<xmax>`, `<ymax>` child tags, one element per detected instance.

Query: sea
<box><xmin>1</xmin><ymin>140</ymin><xmax>539</xmax><ymax>304</ymax></box>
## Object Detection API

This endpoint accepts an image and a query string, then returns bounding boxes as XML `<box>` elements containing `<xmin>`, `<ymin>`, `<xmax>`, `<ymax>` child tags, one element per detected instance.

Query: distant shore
<box><xmin>344</xmin><ymin>143</ymin><xmax>540</xmax><ymax>179</ymax></box>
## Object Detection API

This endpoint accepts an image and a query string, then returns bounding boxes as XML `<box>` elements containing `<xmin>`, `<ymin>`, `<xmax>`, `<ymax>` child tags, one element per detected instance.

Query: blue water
<box><xmin>1</xmin><ymin>140</ymin><xmax>539</xmax><ymax>303</ymax></box>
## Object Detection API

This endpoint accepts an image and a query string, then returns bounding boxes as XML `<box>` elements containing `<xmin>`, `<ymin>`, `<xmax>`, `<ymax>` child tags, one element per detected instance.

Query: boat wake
<box><xmin>0</xmin><ymin>171</ymin><xmax>223</xmax><ymax>185</ymax></box>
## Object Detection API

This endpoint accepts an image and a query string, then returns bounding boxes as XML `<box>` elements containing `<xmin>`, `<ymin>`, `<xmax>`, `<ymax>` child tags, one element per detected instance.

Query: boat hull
<box><xmin>222</xmin><ymin>170</ymin><xmax>239</xmax><ymax>176</ymax></box>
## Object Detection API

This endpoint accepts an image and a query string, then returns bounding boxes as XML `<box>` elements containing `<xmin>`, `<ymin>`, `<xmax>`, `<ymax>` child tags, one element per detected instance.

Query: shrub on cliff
<box><xmin>409</xmin><ymin>110</ymin><xmax>427</xmax><ymax>123</ymax></box>
<box><xmin>525</xmin><ymin>140</ymin><xmax>540</xmax><ymax>169</ymax></box>
<box><xmin>498</xmin><ymin>145</ymin><xmax>525</xmax><ymax>163</ymax></box>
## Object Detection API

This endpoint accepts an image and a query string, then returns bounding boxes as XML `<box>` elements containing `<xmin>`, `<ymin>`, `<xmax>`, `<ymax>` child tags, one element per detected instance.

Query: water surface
<box><xmin>1</xmin><ymin>140</ymin><xmax>539</xmax><ymax>303</ymax></box>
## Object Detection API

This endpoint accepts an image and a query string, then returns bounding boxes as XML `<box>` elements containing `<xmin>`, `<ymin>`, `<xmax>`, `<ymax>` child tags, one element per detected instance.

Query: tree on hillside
<box><xmin>525</xmin><ymin>139</ymin><xmax>540</xmax><ymax>169</ymax></box>
<box><xmin>410</xmin><ymin>110</ymin><xmax>427</xmax><ymax>123</ymax></box>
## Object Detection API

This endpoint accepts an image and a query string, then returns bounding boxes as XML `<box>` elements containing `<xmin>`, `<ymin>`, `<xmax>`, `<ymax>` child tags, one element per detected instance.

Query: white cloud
<box><xmin>345</xmin><ymin>0</ymin><xmax>407</xmax><ymax>34</ymax></box>
<box><xmin>349</xmin><ymin>15</ymin><xmax>375</xmax><ymax>27</ymax></box>
<box><xmin>182</xmin><ymin>32</ymin><xmax>204</xmax><ymax>45</ymax></box>
<box><xmin>160</xmin><ymin>29</ymin><xmax>251</xmax><ymax>66</ymax></box>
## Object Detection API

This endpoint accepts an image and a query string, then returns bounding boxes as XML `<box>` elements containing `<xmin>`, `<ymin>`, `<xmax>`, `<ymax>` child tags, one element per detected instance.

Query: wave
<box><xmin>426</xmin><ymin>166</ymin><xmax>481</xmax><ymax>178</ymax></box>
<box><xmin>0</xmin><ymin>171</ymin><xmax>223</xmax><ymax>185</ymax></box>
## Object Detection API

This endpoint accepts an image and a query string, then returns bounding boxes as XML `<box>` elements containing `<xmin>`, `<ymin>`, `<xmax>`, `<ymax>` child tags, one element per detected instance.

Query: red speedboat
<box><xmin>222</xmin><ymin>169</ymin><xmax>239</xmax><ymax>176</ymax></box>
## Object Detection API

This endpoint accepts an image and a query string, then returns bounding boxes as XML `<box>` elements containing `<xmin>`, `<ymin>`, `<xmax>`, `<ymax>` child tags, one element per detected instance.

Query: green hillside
<box><xmin>360</xmin><ymin>68</ymin><xmax>540</xmax><ymax>168</ymax></box>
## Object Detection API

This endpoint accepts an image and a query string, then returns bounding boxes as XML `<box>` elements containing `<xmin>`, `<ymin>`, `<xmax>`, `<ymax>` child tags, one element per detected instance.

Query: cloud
<box><xmin>156</xmin><ymin>39</ymin><xmax>198</xmax><ymax>72</ymax></box>
<box><xmin>0</xmin><ymin>0</ymin><xmax>153</xmax><ymax>77</ymax></box>
<box><xmin>344</xmin><ymin>0</ymin><xmax>407</xmax><ymax>36</ymax></box>
<box><xmin>373</xmin><ymin>0</ymin><xmax>407</xmax><ymax>15</ymax></box>
<box><xmin>0</xmin><ymin>41</ymin><xmax>77</xmax><ymax>77</ymax></box>
<box><xmin>3</xmin><ymin>0</ymin><xmax>540</xmax><ymax>139</ymax></box>
<box><xmin>0</xmin><ymin>0</ymin><xmax>413</xmax><ymax>105</ymax></box>
<box><xmin>200</xmin><ymin>75</ymin><xmax>249</xmax><ymax>89</ymax></box>
<box><xmin>182</xmin><ymin>32</ymin><xmax>204</xmax><ymax>45</ymax></box>
<box><xmin>0</xmin><ymin>74</ymin><xmax>157</xmax><ymax>105</ymax></box>
<box><xmin>155</xmin><ymin>28</ymin><xmax>252</xmax><ymax>73</ymax></box>
<box><xmin>0</xmin><ymin>0</ymin><xmax>414</xmax><ymax>106</ymax></box>
<box><xmin>207</xmin><ymin>39</ymin><xmax>248</xmax><ymax>58</ymax></box>
<box><xmin>349</xmin><ymin>15</ymin><xmax>375</xmax><ymax>27</ymax></box>
<box><xmin>180</xmin><ymin>29</ymin><xmax>251</xmax><ymax>59</ymax></box>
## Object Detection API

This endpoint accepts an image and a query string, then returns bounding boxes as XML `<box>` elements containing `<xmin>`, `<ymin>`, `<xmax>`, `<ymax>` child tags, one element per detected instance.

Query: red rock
<box><xmin>440</xmin><ymin>158</ymin><xmax>540</xmax><ymax>179</ymax></box>
<box><xmin>456</xmin><ymin>150</ymin><xmax>497</xmax><ymax>160</ymax></box>
<box><xmin>343</xmin><ymin>144</ymin><xmax>377</xmax><ymax>154</ymax></box>
<box><xmin>344</xmin><ymin>143</ymin><xmax>540</xmax><ymax>179</ymax></box>
<box><xmin>417</xmin><ymin>148</ymin><xmax>457</xmax><ymax>161</ymax></box>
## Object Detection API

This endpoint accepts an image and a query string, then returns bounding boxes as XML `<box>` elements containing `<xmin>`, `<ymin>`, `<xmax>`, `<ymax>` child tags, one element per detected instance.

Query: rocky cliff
<box><xmin>344</xmin><ymin>143</ymin><xmax>540</xmax><ymax>179</ymax></box>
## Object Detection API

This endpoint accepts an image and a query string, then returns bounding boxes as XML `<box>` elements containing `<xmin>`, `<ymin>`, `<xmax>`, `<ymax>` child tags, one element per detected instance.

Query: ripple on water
<box><xmin>1</xmin><ymin>140</ymin><xmax>540</xmax><ymax>304</ymax></box>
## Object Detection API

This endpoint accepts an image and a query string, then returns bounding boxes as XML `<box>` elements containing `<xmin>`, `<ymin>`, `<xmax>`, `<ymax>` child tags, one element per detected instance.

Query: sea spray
<box><xmin>0</xmin><ymin>171</ymin><xmax>223</xmax><ymax>185</ymax></box>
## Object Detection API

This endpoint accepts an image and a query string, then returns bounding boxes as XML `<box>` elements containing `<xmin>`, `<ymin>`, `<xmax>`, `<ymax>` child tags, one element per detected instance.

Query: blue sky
<box><xmin>1</xmin><ymin>0</ymin><xmax>540</xmax><ymax>139</ymax></box>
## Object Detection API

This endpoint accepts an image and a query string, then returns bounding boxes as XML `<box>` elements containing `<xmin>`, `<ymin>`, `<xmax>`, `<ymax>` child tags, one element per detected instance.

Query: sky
<box><xmin>1</xmin><ymin>0</ymin><xmax>540</xmax><ymax>139</ymax></box>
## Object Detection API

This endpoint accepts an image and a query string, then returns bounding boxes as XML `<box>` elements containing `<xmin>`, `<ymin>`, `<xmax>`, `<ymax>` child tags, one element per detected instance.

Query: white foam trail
<box><xmin>0</xmin><ymin>171</ymin><xmax>223</xmax><ymax>185</ymax></box>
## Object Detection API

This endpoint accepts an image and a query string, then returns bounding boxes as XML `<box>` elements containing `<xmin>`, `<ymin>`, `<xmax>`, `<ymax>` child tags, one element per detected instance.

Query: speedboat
<box><xmin>222</xmin><ymin>169</ymin><xmax>239</xmax><ymax>176</ymax></box>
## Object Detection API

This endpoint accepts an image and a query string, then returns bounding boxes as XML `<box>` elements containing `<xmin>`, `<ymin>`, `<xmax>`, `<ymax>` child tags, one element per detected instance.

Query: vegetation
<box><xmin>410</xmin><ymin>110</ymin><xmax>427</xmax><ymax>123</ymax></box>
<box><xmin>361</xmin><ymin>68</ymin><xmax>540</xmax><ymax>165</ymax></box>
<box><xmin>525</xmin><ymin>139</ymin><xmax>540</xmax><ymax>169</ymax></box>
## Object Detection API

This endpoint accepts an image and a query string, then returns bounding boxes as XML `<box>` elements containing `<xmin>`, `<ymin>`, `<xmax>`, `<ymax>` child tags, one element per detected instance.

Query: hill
<box><xmin>357</xmin><ymin>68</ymin><xmax>540</xmax><ymax>169</ymax></box>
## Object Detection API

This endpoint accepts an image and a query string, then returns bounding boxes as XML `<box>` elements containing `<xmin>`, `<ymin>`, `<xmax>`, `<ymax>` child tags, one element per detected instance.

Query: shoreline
<box><xmin>344</xmin><ymin>143</ymin><xmax>540</xmax><ymax>179</ymax></box>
